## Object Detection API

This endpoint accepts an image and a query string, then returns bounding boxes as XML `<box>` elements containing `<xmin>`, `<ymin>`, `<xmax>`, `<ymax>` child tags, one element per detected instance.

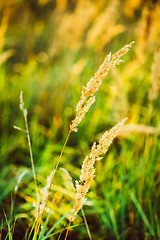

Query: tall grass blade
<box><xmin>43</xmin><ymin>224</ymin><xmax>81</xmax><ymax>239</ymax></box>
<box><xmin>27</xmin><ymin>220</ymin><xmax>37</xmax><ymax>240</ymax></box>
<box><xmin>130</xmin><ymin>191</ymin><xmax>155</xmax><ymax>237</ymax></box>
<box><xmin>3</xmin><ymin>210</ymin><xmax>12</xmax><ymax>240</ymax></box>
<box><xmin>81</xmin><ymin>207</ymin><xmax>92</xmax><ymax>240</ymax></box>
<box><xmin>43</xmin><ymin>211</ymin><xmax>71</xmax><ymax>240</ymax></box>
<box><xmin>109</xmin><ymin>207</ymin><xmax>120</xmax><ymax>240</ymax></box>
<box><xmin>38</xmin><ymin>200</ymin><xmax>54</xmax><ymax>240</ymax></box>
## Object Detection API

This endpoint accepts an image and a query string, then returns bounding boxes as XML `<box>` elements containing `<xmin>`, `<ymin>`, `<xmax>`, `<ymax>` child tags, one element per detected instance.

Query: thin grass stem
<box><xmin>3</xmin><ymin>210</ymin><xmax>12</xmax><ymax>240</ymax></box>
<box><xmin>23</xmin><ymin>111</ymin><xmax>39</xmax><ymax>204</ymax></box>
<box><xmin>11</xmin><ymin>218</ymin><xmax>17</xmax><ymax>240</ymax></box>
<box><xmin>35</xmin><ymin>129</ymin><xmax>72</xmax><ymax>234</ymax></box>
<box><xmin>64</xmin><ymin>219</ymin><xmax>72</xmax><ymax>240</ymax></box>
<box><xmin>81</xmin><ymin>207</ymin><xmax>92</xmax><ymax>240</ymax></box>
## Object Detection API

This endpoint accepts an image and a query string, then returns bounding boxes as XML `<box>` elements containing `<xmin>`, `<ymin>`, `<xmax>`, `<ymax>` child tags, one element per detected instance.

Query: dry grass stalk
<box><xmin>70</xmin><ymin>118</ymin><xmax>127</xmax><ymax>221</ymax></box>
<box><xmin>38</xmin><ymin>42</ymin><xmax>133</xmax><ymax>223</ymax></box>
<box><xmin>33</xmin><ymin>170</ymin><xmax>55</xmax><ymax>217</ymax></box>
<box><xmin>19</xmin><ymin>92</ymin><xmax>39</xmax><ymax>204</ymax></box>
<box><xmin>119</xmin><ymin>123</ymin><xmax>160</xmax><ymax>136</ymax></box>
<box><xmin>38</xmin><ymin>42</ymin><xmax>134</xmax><ymax>232</ymax></box>
<box><xmin>70</xmin><ymin>42</ymin><xmax>134</xmax><ymax>132</ymax></box>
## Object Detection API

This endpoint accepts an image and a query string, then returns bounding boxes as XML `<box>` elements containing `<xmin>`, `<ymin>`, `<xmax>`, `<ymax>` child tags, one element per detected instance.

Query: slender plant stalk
<box><xmin>19</xmin><ymin>92</ymin><xmax>39</xmax><ymax>202</ymax></box>
<box><xmin>43</xmin><ymin>128</ymin><xmax>72</xmax><ymax>209</ymax></box>
<box><xmin>35</xmin><ymin>129</ymin><xmax>72</xmax><ymax>234</ymax></box>
<box><xmin>3</xmin><ymin>210</ymin><xmax>12</xmax><ymax>240</ymax></box>
<box><xmin>19</xmin><ymin>93</ymin><xmax>41</xmax><ymax>239</ymax></box>
<box><xmin>11</xmin><ymin>218</ymin><xmax>17</xmax><ymax>240</ymax></box>
<box><xmin>57</xmin><ymin>225</ymin><xmax>65</xmax><ymax>240</ymax></box>
<box><xmin>64</xmin><ymin>213</ymin><xmax>90</xmax><ymax>240</ymax></box>
<box><xmin>64</xmin><ymin>209</ymin><xmax>92</xmax><ymax>240</ymax></box>
<box><xmin>81</xmin><ymin>207</ymin><xmax>92</xmax><ymax>240</ymax></box>
<box><xmin>19</xmin><ymin>92</ymin><xmax>41</xmax><ymax>239</ymax></box>
<box><xmin>23</xmin><ymin>112</ymin><xmax>39</xmax><ymax>202</ymax></box>
<box><xmin>64</xmin><ymin>219</ymin><xmax>72</xmax><ymax>240</ymax></box>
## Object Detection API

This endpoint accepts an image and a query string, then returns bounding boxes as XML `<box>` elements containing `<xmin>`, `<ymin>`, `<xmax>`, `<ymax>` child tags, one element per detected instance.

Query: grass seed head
<box><xmin>70</xmin><ymin>118</ymin><xmax>127</xmax><ymax>221</ymax></box>
<box><xmin>70</xmin><ymin>42</ymin><xmax>134</xmax><ymax>132</ymax></box>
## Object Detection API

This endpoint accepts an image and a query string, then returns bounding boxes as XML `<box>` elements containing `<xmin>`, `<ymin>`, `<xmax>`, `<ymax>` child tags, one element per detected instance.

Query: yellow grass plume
<box><xmin>70</xmin><ymin>42</ymin><xmax>134</xmax><ymax>132</ymax></box>
<box><xmin>70</xmin><ymin>118</ymin><xmax>127</xmax><ymax>221</ymax></box>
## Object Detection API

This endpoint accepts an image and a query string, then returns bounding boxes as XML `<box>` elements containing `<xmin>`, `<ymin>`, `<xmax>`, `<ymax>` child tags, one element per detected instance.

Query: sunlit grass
<box><xmin>0</xmin><ymin>0</ymin><xmax>160</xmax><ymax>239</ymax></box>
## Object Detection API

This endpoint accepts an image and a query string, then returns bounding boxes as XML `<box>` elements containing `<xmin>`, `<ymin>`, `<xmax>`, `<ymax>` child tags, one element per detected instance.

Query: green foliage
<box><xmin>0</xmin><ymin>0</ymin><xmax>160</xmax><ymax>239</ymax></box>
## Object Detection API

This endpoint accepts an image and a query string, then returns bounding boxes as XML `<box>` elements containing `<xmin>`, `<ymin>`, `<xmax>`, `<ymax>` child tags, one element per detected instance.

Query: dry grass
<box><xmin>70</xmin><ymin>118</ymin><xmax>127</xmax><ymax>221</ymax></box>
<box><xmin>64</xmin><ymin>118</ymin><xmax>127</xmax><ymax>239</ymax></box>
<box><xmin>1</xmin><ymin>1</ymin><xmax>160</xmax><ymax>239</ymax></box>
<box><xmin>70</xmin><ymin>42</ymin><xmax>134</xmax><ymax>132</ymax></box>
<box><xmin>34</xmin><ymin>42</ymin><xmax>133</xmax><ymax>239</ymax></box>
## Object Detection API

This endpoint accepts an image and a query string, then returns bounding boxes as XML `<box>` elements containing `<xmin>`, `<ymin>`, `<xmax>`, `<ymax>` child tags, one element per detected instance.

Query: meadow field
<box><xmin>0</xmin><ymin>0</ymin><xmax>160</xmax><ymax>239</ymax></box>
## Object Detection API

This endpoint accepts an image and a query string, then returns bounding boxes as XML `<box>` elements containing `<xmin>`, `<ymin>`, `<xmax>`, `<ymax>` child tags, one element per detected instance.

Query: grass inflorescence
<box><xmin>0</xmin><ymin>1</ymin><xmax>160</xmax><ymax>240</ymax></box>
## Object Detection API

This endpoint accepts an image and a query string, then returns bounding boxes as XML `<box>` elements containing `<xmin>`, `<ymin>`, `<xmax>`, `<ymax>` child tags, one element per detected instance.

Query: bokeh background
<box><xmin>0</xmin><ymin>0</ymin><xmax>160</xmax><ymax>239</ymax></box>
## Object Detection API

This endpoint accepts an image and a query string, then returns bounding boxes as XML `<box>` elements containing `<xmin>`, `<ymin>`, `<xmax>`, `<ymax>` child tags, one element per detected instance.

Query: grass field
<box><xmin>0</xmin><ymin>0</ymin><xmax>160</xmax><ymax>239</ymax></box>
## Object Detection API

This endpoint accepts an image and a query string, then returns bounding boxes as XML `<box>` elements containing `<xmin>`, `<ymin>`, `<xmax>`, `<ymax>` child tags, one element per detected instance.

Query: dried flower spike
<box><xmin>70</xmin><ymin>118</ymin><xmax>127</xmax><ymax>221</ymax></box>
<box><xmin>70</xmin><ymin>42</ymin><xmax>134</xmax><ymax>132</ymax></box>
<box><xmin>20</xmin><ymin>91</ymin><xmax>24</xmax><ymax>111</ymax></box>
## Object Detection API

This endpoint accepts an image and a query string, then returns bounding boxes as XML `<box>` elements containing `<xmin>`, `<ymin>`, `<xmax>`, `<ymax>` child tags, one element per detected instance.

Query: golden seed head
<box><xmin>70</xmin><ymin>42</ymin><xmax>134</xmax><ymax>132</ymax></box>
<box><xmin>70</xmin><ymin>96</ymin><xmax>96</xmax><ymax>132</ymax></box>
<box><xmin>70</xmin><ymin>118</ymin><xmax>127</xmax><ymax>221</ymax></box>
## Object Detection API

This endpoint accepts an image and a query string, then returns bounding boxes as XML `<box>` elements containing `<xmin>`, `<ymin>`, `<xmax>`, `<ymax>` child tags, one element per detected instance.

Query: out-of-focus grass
<box><xmin>0</xmin><ymin>0</ymin><xmax>160</xmax><ymax>239</ymax></box>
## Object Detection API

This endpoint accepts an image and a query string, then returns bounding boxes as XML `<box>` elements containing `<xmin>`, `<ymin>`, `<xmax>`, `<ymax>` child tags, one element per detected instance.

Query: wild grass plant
<box><xmin>0</xmin><ymin>0</ymin><xmax>160</xmax><ymax>240</ymax></box>
<box><xmin>12</xmin><ymin>42</ymin><xmax>133</xmax><ymax>240</ymax></box>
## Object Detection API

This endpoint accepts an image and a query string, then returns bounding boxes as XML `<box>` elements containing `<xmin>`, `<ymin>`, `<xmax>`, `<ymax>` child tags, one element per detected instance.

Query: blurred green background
<box><xmin>0</xmin><ymin>0</ymin><xmax>160</xmax><ymax>239</ymax></box>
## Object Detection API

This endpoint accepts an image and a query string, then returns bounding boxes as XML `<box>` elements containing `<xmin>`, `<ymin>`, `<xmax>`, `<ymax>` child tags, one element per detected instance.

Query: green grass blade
<box><xmin>44</xmin><ymin>224</ymin><xmax>82</xmax><ymax>239</ymax></box>
<box><xmin>130</xmin><ymin>191</ymin><xmax>155</xmax><ymax>237</ymax></box>
<box><xmin>109</xmin><ymin>207</ymin><xmax>120</xmax><ymax>240</ymax></box>
<box><xmin>3</xmin><ymin>211</ymin><xmax>12</xmax><ymax>240</ymax></box>
<box><xmin>43</xmin><ymin>211</ymin><xmax>71</xmax><ymax>239</ymax></box>
<box><xmin>38</xmin><ymin>200</ymin><xmax>54</xmax><ymax>240</ymax></box>
<box><xmin>27</xmin><ymin>219</ymin><xmax>37</xmax><ymax>240</ymax></box>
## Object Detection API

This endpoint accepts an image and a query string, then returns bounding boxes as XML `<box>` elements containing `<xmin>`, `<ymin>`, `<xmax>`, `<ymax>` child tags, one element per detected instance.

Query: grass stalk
<box><xmin>35</xmin><ymin>129</ymin><xmax>72</xmax><ymax>234</ymax></box>
<box><xmin>19</xmin><ymin>92</ymin><xmax>39</xmax><ymax>203</ymax></box>
<box><xmin>23</xmin><ymin>111</ymin><xmax>39</xmax><ymax>203</ymax></box>
<box><xmin>81</xmin><ymin>207</ymin><xmax>92</xmax><ymax>240</ymax></box>
<box><xmin>64</xmin><ymin>219</ymin><xmax>72</xmax><ymax>240</ymax></box>
<box><xmin>3</xmin><ymin>210</ymin><xmax>12</xmax><ymax>240</ymax></box>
